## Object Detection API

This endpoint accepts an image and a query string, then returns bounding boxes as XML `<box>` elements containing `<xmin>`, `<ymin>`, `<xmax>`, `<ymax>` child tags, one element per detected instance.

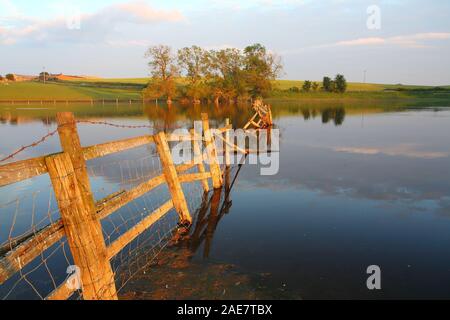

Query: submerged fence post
<box><xmin>224</xmin><ymin>118</ymin><xmax>231</xmax><ymax>168</ymax></box>
<box><xmin>46</xmin><ymin>153</ymin><xmax>117</xmax><ymax>300</ymax></box>
<box><xmin>154</xmin><ymin>132</ymin><xmax>192</xmax><ymax>225</ymax></box>
<box><xmin>201</xmin><ymin>113</ymin><xmax>223</xmax><ymax>189</ymax></box>
<box><xmin>191</xmin><ymin>129</ymin><xmax>210</xmax><ymax>193</ymax></box>
<box><xmin>55</xmin><ymin>112</ymin><xmax>117</xmax><ymax>300</ymax></box>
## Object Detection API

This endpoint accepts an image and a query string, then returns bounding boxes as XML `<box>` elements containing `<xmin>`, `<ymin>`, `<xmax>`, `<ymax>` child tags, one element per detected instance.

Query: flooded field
<box><xmin>1</xmin><ymin>102</ymin><xmax>450</xmax><ymax>299</ymax></box>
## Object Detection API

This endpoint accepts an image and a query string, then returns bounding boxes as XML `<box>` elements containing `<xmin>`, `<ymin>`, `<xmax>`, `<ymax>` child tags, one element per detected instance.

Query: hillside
<box><xmin>0</xmin><ymin>78</ymin><xmax>449</xmax><ymax>104</ymax></box>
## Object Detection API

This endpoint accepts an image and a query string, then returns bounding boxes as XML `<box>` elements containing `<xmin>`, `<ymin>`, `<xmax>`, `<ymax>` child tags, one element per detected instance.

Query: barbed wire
<box><xmin>0</xmin><ymin>129</ymin><xmax>59</xmax><ymax>163</ymax></box>
<box><xmin>0</xmin><ymin>120</ymin><xmax>157</xmax><ymax>164</ymax></box>
<box><xmin>76</xmin><ymin>120</ymin><xmax>155</xmax><ymax>130</ymax></box>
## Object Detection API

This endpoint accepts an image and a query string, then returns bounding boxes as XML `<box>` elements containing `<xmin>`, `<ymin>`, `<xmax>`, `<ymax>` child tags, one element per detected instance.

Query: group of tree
<box><xmin>301</xmin><ymin>81</ymin><xmax>320</xmax><ymax>92</ymax></box>
<box><xmin>322</xmin><ymin>74</ymin><xmax>347</xmax><ymax>93</ymax></box>
<box><xmin>289</xmin><ymin>74</ymin><xmax>347</xmax><ymax>94</ymax></box>
<box><xmin>0</xmin><ymin>74</ymin><xmax>16</xmax><ymax>82</ymax></box>
<box><xmin>143</xmin><ymin>44</ymin><xmax>283</xmax><ymax>104</ymax></box>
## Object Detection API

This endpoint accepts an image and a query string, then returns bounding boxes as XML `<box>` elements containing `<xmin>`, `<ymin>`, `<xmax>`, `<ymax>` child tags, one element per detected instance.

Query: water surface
<box><xmin>1</xmin><ymin>102</ymin><xmax>450</xmax><ymax>299</ymax></box>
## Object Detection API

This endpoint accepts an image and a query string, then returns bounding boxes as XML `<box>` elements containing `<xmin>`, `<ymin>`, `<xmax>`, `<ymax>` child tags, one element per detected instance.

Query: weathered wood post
<box><xmin>190</xmin><ymin>129</ymin><xmax>210</xmax><ymax>193</ymax></box>
<box><xmin>154</xmin><ymin>132</ymin><xmax>192</xmax><ymax>225</ymax></box>
<box><xmin>46</xmin><ymin>153</ymin><xmax>117</xmax><ymax>300</ymax></box>
<box><xmin>54</xmin><ymin>112</ymin><xmax>117</xmax><ymax>300</ymax></box>
<box><xmin>201</xmin><ymin>113</ymin><xmax>223</xmax><ymax>189</ymax></box>
<box><xmin>224</xmin><ymin>118</ymin><xmax>231</xmax><ymax>168</ymax></box>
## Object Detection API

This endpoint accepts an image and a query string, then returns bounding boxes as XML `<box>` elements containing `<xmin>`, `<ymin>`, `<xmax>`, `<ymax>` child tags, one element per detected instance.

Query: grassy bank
<box><xmin>1</xmin><ymin>79</ymin><xmax>450</xmax><ymax>106</ymax></box>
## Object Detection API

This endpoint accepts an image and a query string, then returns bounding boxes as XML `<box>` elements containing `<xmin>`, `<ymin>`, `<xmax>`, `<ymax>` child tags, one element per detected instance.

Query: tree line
<box><xmin>143</xmin><ymin>44</ymin><xmax>283</xmax><ymax>105</ymax></box>
<box><xmin>290</xmin><ymin>74</ymin><xmax>347</xmax><ymax>93</ymax></box>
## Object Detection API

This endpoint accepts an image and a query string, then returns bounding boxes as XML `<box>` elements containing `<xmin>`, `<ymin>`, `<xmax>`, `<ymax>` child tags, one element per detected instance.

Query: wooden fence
<box><xmin>0</xmin><ymin>99</ymin><xmax>160</xmax><ymax>106</ymax></box>
<box><xmin>0</xmin><ymin>112</ymin><xmax>233</xmax><ymax>300</ymax></box>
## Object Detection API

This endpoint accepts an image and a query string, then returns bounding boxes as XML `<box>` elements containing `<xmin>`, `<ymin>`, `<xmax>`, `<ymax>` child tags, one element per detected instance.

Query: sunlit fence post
<box><xmin>154</xmin><ymin>132</ymin><xmax>192</xmax><ymax>225</ymax></box>
<box><xmin>202</xmin><ymin>113</ymin><xmax>223</xmax><ymax>189</ymax></box>
<box><xmin>46</xmin><ymin>153</ymin><xmax>117</xmax><ymax>300</ymax></box>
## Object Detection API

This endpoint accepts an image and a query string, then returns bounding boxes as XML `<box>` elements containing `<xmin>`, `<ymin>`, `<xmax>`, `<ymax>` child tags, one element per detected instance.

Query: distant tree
<box><xmin>209</xmin><ymin>48</ymin><xmax>247</xmax><ymax>103</ymax></box>
<box><xmin>0</xmin><ymin>75</ymin><xmax>3</xmax><ymax>81</ymax></box>
<box><xmin>144</xmin><ymin>45</ymin><xmax>178</xmax><ymax>103</ymax></box>
<box><xmin>177</xmin><ymin>46</ymin><xmax>211</xmax><ymax>103</ymax></box>
<box><xmin>5</xmin><ymin>74</ymin><xmax>15</xmax><ymax>81</ymax></box>
<box><xmin>322</xmin><ymin>76</ymin><xmax>332</xmax><ymax>92</ymax></box>
<box><xmin>289</xmin><ymin>86</ymin><xmax>300</xmax><ymax>93</ymax></box>
<box><xmin>39</xmin><ymin>72</ymin><xmax>50</xmax><ymax>82</ymax></box>
<box><xmin>243</xmin><ymin>43</ymin><xmax>283</xmax><ymax>98</ymax></box>
<box><xmin>312</xmin><ymin>82</ymin><xmax>319</xmax><ymax>91</ymax></box>
<box><xmin>302</xmin><ymin>81</ymin><xmax>312</xmax><ymax>92</ymax></box>
<box><xmin>334</xmin><ymin>74</ymin><xmax>347</xmax><ymax>93</ymax></box>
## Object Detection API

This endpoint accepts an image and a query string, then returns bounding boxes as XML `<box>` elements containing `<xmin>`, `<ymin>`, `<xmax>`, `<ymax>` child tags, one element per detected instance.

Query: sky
<box><xmin>1</xmin><ymin>0</ymin><xmax>450</xmax><ymax>85</ymax></box>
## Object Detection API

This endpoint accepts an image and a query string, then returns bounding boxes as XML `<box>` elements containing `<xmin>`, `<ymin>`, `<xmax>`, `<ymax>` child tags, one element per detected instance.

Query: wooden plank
<box><xmin>96</xmin><ymin>174</ymin><xmax>166</xmax><ymax>220</ymax></box>
<box><xmin>201</xmin><ymin>114</ymin><xmax>223</xmax><ymax>189</ymax></box>
<box><xmin>46</xmin><ymin>282</ymin><xmax>77</xmax><ymax>301</ymax></box>
<box><xmin>0</xmin><ymin>156</ymin><xmax>49</xmax><ymax>187</ymax></box>
<box><xmin>191</xmin><ymin>129</ymin><xmax>210</xmax><ymax>193</ymax></box>
<box><xmin>83</xmin><ymin>135</ymin><xmax>154</xmax><ymax>161</ymax></box>
<box><xmin>176</xmin><ymin>162</ymin><xmax>197</xmax><ymax>174</ymax></box>
<box><xmin>179</xmin><ymin>172</ymin><xmax>212</xmax><ymax>183</ymax></box>
<box><xmin>0</xmin><ymin>221</ymin><xmax>65</xmax><ymax>285</ymax></box>
<box><xmin>154</xmin><ymin>132</ymin><xmax>192</xmax><ymax>225</ymax></box>
<box><xmin>46</xmin><ymin>153</ymin><xmax>117</xmax><ymax>300</ymax></box>
<box><xmin>106</xmin><ymin>200</ymin><xmax>174</xmax><ymax>259</ymax></box>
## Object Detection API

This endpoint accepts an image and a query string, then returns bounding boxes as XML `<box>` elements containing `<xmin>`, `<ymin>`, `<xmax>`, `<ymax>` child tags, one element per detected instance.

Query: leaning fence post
<box><xmin>154</xmin><ymin>132</ymin><xmax>192</xmax><ymax>224</ymax></box>
<box><xmin>201</xmin><ymin>113</ymin><xmax>223</xmax><ymax>189</ymax></box>
<box><xmin>46</xmin><ymin>153</ymin><xmax>117</xmax><ymax>300</ymax></box>
<box><xmin>190</xmin><ymin>129</ymin><xmax>210</xmax><ymax>193</ymax></box>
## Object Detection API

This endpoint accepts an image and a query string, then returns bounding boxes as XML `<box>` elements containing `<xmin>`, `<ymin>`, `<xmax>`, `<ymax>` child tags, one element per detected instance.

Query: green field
<box><xmin>0</xmin><ymin>80</ymin><xmax>145</xmax><ymax>100</ymax></box>
<box><xmin>1</xmin><ymin>79</ymin><xmax>449</xmax><ymax>105</ymax></box>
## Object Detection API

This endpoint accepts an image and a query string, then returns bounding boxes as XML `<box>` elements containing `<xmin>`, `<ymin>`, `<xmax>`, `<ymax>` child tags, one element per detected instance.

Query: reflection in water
<box><xmin>2</xmin><ymin>102</ymin><xmax>450</xmax><ymax>299</ymax></box>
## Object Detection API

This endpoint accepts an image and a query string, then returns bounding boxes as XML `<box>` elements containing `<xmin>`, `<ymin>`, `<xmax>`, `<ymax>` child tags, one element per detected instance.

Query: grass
<box><xmin>1</xmin><ymin>78</ymin><xmax>449</xmax><ymax>105</ymax></box>
<box><xmin>0</xmin><ymin>80</ymin><xmax>144</xmax><ymax>100</ymax></box>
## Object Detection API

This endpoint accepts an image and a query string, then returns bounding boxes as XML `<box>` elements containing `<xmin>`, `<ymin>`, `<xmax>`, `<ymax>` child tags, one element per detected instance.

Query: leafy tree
<box><xmin>144</xmin><ymin>45</ymin><xmax>178</xmax><ymax>103</ymax></box>
<box><xmin>302</xmin><ymin>81</ymin><xmax>312</xmax><ymax>92</ymax></box>
<box><xmin>322</xmin><ymin>76</ymin><xmax>332</xmax><ymax>92</ymax></box>
<box><xmin>243</xmin><ymin>43</ymin><xmax>283</xmax><ymax>98</ymax></box>
<box><xmin>209</xmin><ymin>48</ymin><xmax>246</xmax><ymax>103</ymax></box>
<box><xmin>334</xmin><ymin>74</ymin><xmax>347</xmax><ymax>93</ymax></box>
<box><xmin>177</xmin><ymin>46</ymin><xmax>211</xmax><ymax>103</ymax></box>
<box><xmin>289</xmin><ymin>86</ymin><xmax>300</xmax><ymax>93</ymax></box>
<box><xmin>5</xmin><ymin>74</ymin><xmax>15</xmax><ymax>81</ymax></box>
<box><xmin>312</xmin><ymin>82</ymin><xmax>319</xmax><ymax>91</ymax></box>
<box><xmin>39</xmin><ymin>72</ymin><xmax>50</xmax><ymax>82</ymax></box>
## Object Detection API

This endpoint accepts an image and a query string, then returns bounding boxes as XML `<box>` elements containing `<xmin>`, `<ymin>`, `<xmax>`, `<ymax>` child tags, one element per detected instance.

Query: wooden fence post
<box><xmin>190</xmin><ymin>129</ymin><xmax>210</xmax><ymax>193</ymax></box>
<box><xmin>154</xmin><ymin>132</ymin><xmax>192</xmax><ymax>225</ymax></box>
<box><xmin>56</xmin><ymin>113</ymin><xmax>95</xmax><ymax>210</ymax></box>
<box><xmin>224</xmin><ymin>118</ymin><xmax>231</xmax><ymax>168</ymax></box>
<box><xmin>55</xmin><ymin>112</ymin><xmax>117</xmax><ymax>300</ymax></box>
<box><xmin>46</xmin><ymin>153</ymin><xmax>117</xmax><ymax>300</ymax></box>
<box><xmin>201</xmin><ymin>113</ymin><xmax>223</xmax><ymax>189</ymax></box>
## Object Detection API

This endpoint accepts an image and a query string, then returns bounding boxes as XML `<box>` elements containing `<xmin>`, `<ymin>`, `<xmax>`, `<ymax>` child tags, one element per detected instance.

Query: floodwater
<box><xmin>1</xmin><ymin>101</ymin><xmax>450</xmax><ymax>299</ymax></box>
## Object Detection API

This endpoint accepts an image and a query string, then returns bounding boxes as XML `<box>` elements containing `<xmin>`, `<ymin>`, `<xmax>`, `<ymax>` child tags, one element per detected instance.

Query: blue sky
<box><xmin>1</xmin><ymin>0</ymin><xmax>450</xmax><ymax>85</ymax></box>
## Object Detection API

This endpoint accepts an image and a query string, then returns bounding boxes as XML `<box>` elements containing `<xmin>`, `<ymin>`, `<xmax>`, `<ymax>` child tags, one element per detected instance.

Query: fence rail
<box><xmin>0</xmin><ymin>111</ymin><xmax>234</xmax><ymax>300</ymax></box>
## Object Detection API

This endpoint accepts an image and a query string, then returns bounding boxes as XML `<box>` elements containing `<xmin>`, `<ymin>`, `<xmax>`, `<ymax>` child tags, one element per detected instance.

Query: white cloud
<box><xmin>0</xmin><ymin>1</ymin><xmax>184</xmax><ymax>45</ymax></box>
<box><xmin>333</xmin><ymin>144</ymin><xmax>449</xmax><ymax>159</ymax></box>
<box><xmin>334</xmin><ymin>32</ymin><xmax>450</xmax><ymax>49</ymax></box>
<box><xmin>282</xmin><ymin>32</ymin><xmax>450</xmax><ymax>55</ymax></box>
